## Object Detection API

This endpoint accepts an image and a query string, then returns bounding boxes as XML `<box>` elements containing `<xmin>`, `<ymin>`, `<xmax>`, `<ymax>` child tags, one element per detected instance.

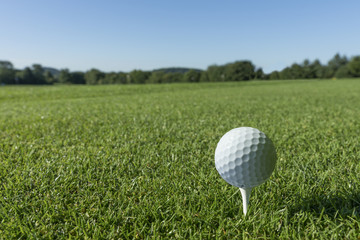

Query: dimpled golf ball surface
<box><xmin>215</xmin><ymin>127</ymin><xmax>276</xmax><ymax>188</ymax></box>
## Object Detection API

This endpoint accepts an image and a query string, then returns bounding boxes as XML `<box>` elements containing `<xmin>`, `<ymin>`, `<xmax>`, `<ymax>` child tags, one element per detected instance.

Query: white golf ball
<box><xmin>215</xmin><ymin>127</ymin><xmax>277</xmax><ymax>188</ymax></box>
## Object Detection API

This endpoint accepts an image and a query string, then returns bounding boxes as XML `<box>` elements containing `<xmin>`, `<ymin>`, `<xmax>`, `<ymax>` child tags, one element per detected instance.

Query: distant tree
<box><xmin>310</xmin><ymin>59</ymin><xmax>326</xmax><ymax>79</ymax></box>
<box><xmin>0</xmin><ymin>60</ymin><xmax>15</xmax><ymax>84</ymax></box>
<box><xmin>100</xmin><ymin>72</ymin><xmax>126</xmax><ymax>84</ymax></box>
<box><xmin>44</xmin><ymin>71</ymin><xmax>55</xmax><ymax>84</ymax></box>
<box><xmin>255</xmin><ymin>68</ymin><xmax>264</xmax><ymax>80</ymax></box>
<box><xmin>278</xmin><ymin>63</ymin><xmax>305</xmax><ymax>80</ymax></box>
<box><xmin>32</xmin><ymin>64</ymin><xmax>47</xmax><ymax>84</ymax></box>
<box><xmin>334</xmin><ymin>65</ymin><xmax>351</xmax><ymax>78</ymax></box>
<box><xmin>149</xmin><ymin>72</ymin><xmax>183</xmax><ymax>83</ymax></box>
<box><xmin>128</xmin><ymin>70</ymin><xmax>151</xmax><ymax>84</ymax></box>
<box><xmin>15</xmin><ymin>71</ymin><xmax>22</xmax><ymax>84</ymax></box>
<box><xmin>71</xmin><ymin>72</ymin><xmax>85</xmax><ymax>84</ymax></box>
<box><xmin>115</xmin><ymin>72</ymin><xmax>127</xmax><ymax>84</ymax></box>
<box><xmin>16</xmin><ymin>67</ymin><xmax>34</xmax><ymax>84</ymax></box>
<box><xmin>183</xmin><ymin>69</ymin><xmax>201</xmax><ymax>82</ymax></box>
<box><xmin>225</xmin><ymin>61</ymin><xmax>255</xmax><ymax>81</ymax></box>
<box><xmin>0</xmin><ymin>60</ymin><xmax>13</xmax><ymax>69</ymax></box>
<box><xmin>128</xmin><ymin>70</ymin><xmax>150</xmax><ymax>84</ymax></box>
<box><xmin>325</xmin><ymin>53</ymin><xmax>348</xmax><ymax>78</ymax></box>
<box><xmin>302</xmin><ymin>59</ymin><xmax>314</xmax><ymax>78</ymax></box>
<box><xmin>206</xmin><ymin>65</ymin><xmax>226</xmax><ymax>82</ymax></box>
<box><xmin>279</xmin><ymin>67</ymin><xmax>291</xmax><ymax>79</ymax></box>
<box><xmin>6</xmin><ymin>53</ymin><xmax>360</xmax><ymax>85</ymax></box>
<box><xmin>348</xmin><ymin>56</ymin><xmax>360</xmax><ymax>77</ymax></box>
<box><xmin>199</xmin><ymin>71</ymin><xmax>209</xmax><ymax>82</ymax></box>
<box><xmin>269</xmin><ymin>71</ymin><xmax>280</xmax><ymax>80</ymax></box>
<box><xmin>166</xmin><ymin>72</ymin><xmax>183</xmax><ymax>83</ymax></box>
<box><xmin>147</xmin><ymin>71</ymin><xmax>165</xmax><ymax>84</ymax></box>
<box><xmin>85</xmin><ymin>69</ymin><xmax>105</xmax><ymax>85</ymax></box>
<box><xmin>289</xmin><ymin>63</ymin><xmax>304</xmax><ymax>79</ymax></box>
<box><xmin>262</xmin><ymin>73</ymin><xmax>270</xmax><ymax>80</ymax></box>
<box><xmin>59</xmin><ymin>69</ymin><xmax>72</xmax><ymax>84</ymax></box>
<box><xmin>101</xmin><ymin>72</ymin><xmax>116</xmax><ymax>84</ymax></box>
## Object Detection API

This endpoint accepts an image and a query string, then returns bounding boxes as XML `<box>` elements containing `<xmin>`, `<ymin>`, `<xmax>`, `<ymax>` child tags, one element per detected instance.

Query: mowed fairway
<box><xmin>1</xmin><ymin>79</ymin><xmax>360</xmax><ymax>239</ymax></box>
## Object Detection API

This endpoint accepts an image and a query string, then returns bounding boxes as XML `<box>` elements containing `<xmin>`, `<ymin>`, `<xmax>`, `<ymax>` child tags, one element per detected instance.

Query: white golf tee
<box><xmin>240</xmin><ymin>187</ymin><xmax>252</xmax><ymax>215</ymax></box>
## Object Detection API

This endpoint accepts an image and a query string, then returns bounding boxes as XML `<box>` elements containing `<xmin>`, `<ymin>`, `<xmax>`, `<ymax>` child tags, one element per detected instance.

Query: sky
<box><xmin>1</xmin><ymin>0</ymin><xmax>360</xmax><ymax>73</ymax></box>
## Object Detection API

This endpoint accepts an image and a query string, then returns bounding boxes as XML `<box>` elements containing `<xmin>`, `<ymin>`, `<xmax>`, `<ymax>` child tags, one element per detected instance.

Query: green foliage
<box><xmin>279</xmin><ymin>67</ymin><xmax>291</xmax><ymax>79</ymax></box>
<box><xmin>31</xmin><ymin>64</ymin><xmax>47</xmax><ymax>84</ymax></box>
<box><xmin>165</xmin><ymin>72</ymin><xmax>182</xmax><ymax>83</ymax></box>
<box><xmin>153</xmin><ymin>67</ymin><xmax>202</xmax><ymax>74</ymax></box>
<box><xmin>335</xmin><ymin>65</ymin><xmax>351</xmax><ymax>78</ymax></box>
<box><xmin>255</xmin><ymin>68</ymin><xmax>264</xmax><ymax>80</ymax></box>
<box><xmin>348</xmin><ymin>56</ymin><xmax>360</xmax><ymax>77</ymax></box>
<box><xmin>16</xmin><ymin>67</ymin><xmax>35</xmax><ymax>84</ymax></box>
<box><xmin>271</xmin><ymin>55</ymin><xmax>351</xmax><ymax>80</ymax></box>
<box><xmin>183</xmin><ymin>69</ymin><xmax>201</xmax><ymax>82</ymax></box>
<box><xmin>290</xmin><ymin>63</ymin><xmax>304</xmax><ymax>79</ymax></box>
<box><xmin>326</xmin><ymin>53</ymin><xmax>348</xmax><ymax>78</ymax></box>
<box><xmin>225</xmin><ymin>61</ymin><xmax>255</xmax><ymax>81</ymax></box>
<box><xmin>101</xmin><ymin>72</ymin><xmax>126</xmax><ymax>84</ymax></box>
<box><xmin>0</xmin><ymin>61</ymin><xmax>15</xmax><ymax>84</ymax></box>
<box><xmin>147</xmin><ymin>71</ymin><xmax>165</xmax><ymax>84</ymax></box>
<box><xmin>1</xmin><ymin>63</ymin><xmax>53</xmax><ymax>85</ymax></box>
<box><xmin>1</xmin><ymin>80</ymin><xmax>360</xmax><ymax>238</ymax></box>
<box><xmin>302</xmin><ymin>59</ymin><xmax>316</xmax><ymax>78</ymax></box>
<box><xmin>71</xmin><ymin>72</ymin><xmax>86</xmax><ymax>84</ymax></box>
<box><xmin>85</xmin><ymin>69</ymin><xmax>105</xmax><ymax>85</ymax></box>
<box><xmin>269</xmin><ymin>71</ymin><xmax>280</xmax><ymax>80</ymax></box>
<box><xmin>207</xmin><ymin>65</ymin><xmax>226</xmax><ymax>82</ymax></box>
<box><xmin>147</xmin><ymin>71</ymin><xmax>183</xmax><ymax>84</ymax></box>
<box><xmin>59</xmin><ymin>69</ymin><xmax>85</xmax><ymax>84</ymax></box>
<box><xmin>199</xmin><ymin>71</ymin><xmax>209</xmax><ymax>82</ymax></box>
<box><xmin>311</xmin><ymin>59</ymin><xmax>326</xmax><ymax>79</ymax></box>
<box><xmin>0</xmin><ymin>60</ymin><xmax>13</xmax><ymax>69</ymax></box>
<box><xmin>2</xmin><ymin>53</ymin><xmax>360</xmax><ymax>85</ymax></box>
<box><xmin>43</xmin><ymin>67</ymin><xmax>60</xmax><ymax>78</ymax></box>
<box><xmin>128</xmin><ymin>70</ymin><xmax>150</xmax><ymax>84</ymax></box>
<box><xmin>58</xmin><ymin>69</ymin><xmax>72</xmax><ymax>84</ymax></box>
<box><xmin>44</xmin><ymin>71</ymin><xmax>55</xmax><ymax>84</ymax></box>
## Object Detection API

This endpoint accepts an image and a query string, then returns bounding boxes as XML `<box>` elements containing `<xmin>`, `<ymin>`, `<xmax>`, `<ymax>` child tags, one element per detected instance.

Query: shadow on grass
<box><xmin>288</xmin><ymin>191</ymin><xmax>360</xmax><ymax>218</ymax></box>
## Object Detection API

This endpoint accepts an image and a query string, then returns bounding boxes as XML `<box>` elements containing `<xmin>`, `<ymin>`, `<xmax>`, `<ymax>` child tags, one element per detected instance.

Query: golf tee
<box><xmin>239</xmin><ymin>187</ymin><xmax>252</xmax><ymax>216</ymax></box>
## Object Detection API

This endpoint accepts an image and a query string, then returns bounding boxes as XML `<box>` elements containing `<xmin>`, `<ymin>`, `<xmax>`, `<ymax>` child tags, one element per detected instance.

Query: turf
<box><xmin>1</xmin><ymin>79</ymin><xmax>360</xmax><ymax>239</ymax></box>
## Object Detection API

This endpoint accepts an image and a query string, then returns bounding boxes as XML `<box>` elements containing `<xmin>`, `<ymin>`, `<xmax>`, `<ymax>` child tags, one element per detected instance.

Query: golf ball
<box><xmin>215</xmin><ymin>127</ymin><xmax>277</xmax><ymax>188</ymax></box>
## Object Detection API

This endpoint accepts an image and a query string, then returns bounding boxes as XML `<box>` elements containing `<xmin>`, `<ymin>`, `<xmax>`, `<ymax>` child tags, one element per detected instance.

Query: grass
<box><xmin>0</xmin><ymin>79</ymin><xmax>360</xmax><ymax>239</ymax></box>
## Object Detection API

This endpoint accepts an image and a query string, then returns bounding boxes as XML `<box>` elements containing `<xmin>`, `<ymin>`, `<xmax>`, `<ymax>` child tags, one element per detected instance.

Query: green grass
<box><xmin>1</xmin><ymin>79</ymin><xmax>360</xmax><ymax>239</ymax></box>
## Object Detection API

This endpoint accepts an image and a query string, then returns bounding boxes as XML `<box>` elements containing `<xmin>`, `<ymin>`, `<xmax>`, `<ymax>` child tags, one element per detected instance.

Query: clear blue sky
<box><xmin>1</xmin><ymin>0</ymin><xmax>360</xmax><ymax>73</ymax></box>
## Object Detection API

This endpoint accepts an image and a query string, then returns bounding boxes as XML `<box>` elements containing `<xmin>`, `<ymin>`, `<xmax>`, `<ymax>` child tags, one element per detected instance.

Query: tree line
<box><xmin>1</xmin><ymin>53</ymin><xmax>360</xmax><ymax>85</ymax></box>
